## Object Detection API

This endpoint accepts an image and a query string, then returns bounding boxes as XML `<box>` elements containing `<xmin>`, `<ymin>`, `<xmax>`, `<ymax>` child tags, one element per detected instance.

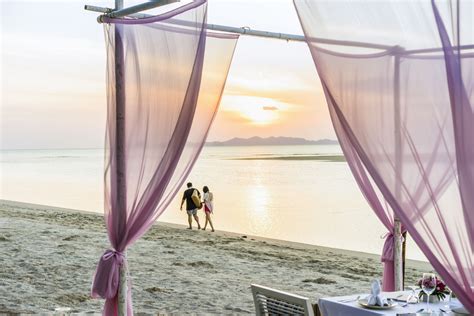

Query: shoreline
<box><xmin>0</xmin><ymin>199</ymin><xmax>432</xmax><ymax>314</ymax></box>
<box><xmin>0</xmin><ymin>199</ymin><xmax>429</xmax><ymax>268</ymax></box>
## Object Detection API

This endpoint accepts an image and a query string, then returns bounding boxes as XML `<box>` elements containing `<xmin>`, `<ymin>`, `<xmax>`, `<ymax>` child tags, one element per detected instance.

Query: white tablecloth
<box><xmin>319</xmin><ymin>291</ymin><xmax>468</xmax><ymax>316</ymax></box>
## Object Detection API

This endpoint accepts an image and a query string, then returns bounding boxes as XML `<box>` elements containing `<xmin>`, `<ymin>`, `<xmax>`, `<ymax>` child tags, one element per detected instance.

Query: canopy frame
<box><xmin>84</xmin><ymin>2</ymin><xmax>474</xmax><ymax>314</ymax></box>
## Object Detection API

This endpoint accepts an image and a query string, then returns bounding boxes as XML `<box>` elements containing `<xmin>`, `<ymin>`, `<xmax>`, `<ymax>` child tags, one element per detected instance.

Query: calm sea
<box><xmin>0</xmin><ymin>145</ymin><xmax>425</xmax><ymax>261</ymax></box>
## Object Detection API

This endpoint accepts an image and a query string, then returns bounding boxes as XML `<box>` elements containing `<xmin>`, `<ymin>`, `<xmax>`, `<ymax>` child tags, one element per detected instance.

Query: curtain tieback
<box><xmin>91</xmin><ymin>249</ymin><xmax>126</xmax><ymax>299</ymax></box>
<box><xmin>381</xmin><ymin>232</ymin><xmax>395</xmax><ymax>263</ymax></box>
<box><xmin>381</xmin><ymin>230</ymin><xmax>406</xmax><ymax>263</ymax></box>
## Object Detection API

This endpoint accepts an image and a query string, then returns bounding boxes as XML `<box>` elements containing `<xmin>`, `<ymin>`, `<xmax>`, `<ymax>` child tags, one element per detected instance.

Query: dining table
<box><xmin>318</xmin><ymin>291</ymin><xmax>470</xmax><ymax>316</ymax></box>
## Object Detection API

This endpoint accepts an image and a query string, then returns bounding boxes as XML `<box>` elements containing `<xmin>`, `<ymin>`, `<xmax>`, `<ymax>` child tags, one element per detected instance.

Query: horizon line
<box><xmin>0</xmin><ymin>136</ymin><xmax>339</xmax><ymax>151</ymax></box>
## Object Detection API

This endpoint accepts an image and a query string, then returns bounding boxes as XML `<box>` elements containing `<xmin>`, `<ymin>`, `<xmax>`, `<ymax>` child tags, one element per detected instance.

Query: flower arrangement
<box><xmin>417</xmin><ymin>278</ymin><xmax>449</xmax><ymax>301</ymax></box>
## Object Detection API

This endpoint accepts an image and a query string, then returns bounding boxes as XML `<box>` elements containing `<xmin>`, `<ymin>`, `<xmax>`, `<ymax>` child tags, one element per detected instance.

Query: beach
<box><xmin>0</xmin><ymin>200</ymin><xmax>432</xmax><ymax>315</ymax></box>
<box><xmin>1</xmin><ymin>146</ymin><xmax>429</xmax><ymax>262</ymax></box>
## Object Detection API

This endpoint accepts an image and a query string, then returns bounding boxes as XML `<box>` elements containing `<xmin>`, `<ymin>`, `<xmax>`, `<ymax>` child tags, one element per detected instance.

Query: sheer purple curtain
<box><xmin>295</xmin><ymin>0</ymin><xmax>473</xmax><ymax>311</ymax></box>
<box><xmin>333</xmin><ymin>111</ymin><xmax>399</xmax><ymax>291</ymax></box>
<box><xmin>90</xmin><ymin>1</ymin><xmax>238</xmax><ymax>314</ymax></box>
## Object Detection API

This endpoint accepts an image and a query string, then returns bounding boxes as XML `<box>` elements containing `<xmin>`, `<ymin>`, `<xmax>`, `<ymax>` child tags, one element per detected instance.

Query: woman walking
<box><xmin>201</xmin><ymin>186</ymin><xmax>215</xmax><ymax>232</ymax></box>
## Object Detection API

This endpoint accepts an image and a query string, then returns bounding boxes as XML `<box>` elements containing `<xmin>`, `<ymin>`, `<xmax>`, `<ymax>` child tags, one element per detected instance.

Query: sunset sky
<box><xmin>1</xmin><ymin>0</ymin><xmax>333</xmax><ymax>149</ymax></box>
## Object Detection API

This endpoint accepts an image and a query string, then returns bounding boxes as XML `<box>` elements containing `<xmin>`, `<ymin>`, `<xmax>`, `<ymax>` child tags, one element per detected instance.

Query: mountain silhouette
<box><xmin>206</xmin><ymin>136</ymin><xmax>338</xmax><ymax>146</ymax></box>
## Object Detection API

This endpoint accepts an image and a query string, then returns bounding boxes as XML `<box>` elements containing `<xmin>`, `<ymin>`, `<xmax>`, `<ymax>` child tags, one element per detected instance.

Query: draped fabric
<box><xmin>90</xmin><ymin>1</ymin><xmax>239</xmax><ymax>314</ymax></box>
<box><xmin>295</xmin><ymin>0</ymin><xmax>474</xmax><ymax>311</ymax></box>
<box><xmin>333</xmin><ymin>109</ymin><xmax>400</xmax><ymax>291</ymax></box>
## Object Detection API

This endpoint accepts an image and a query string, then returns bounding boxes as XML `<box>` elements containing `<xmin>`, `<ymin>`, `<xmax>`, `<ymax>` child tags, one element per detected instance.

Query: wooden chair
<box><xmin>251</xmin><ymin>284</ymin><xmax>315</xmax><ymax>316</ymax></box>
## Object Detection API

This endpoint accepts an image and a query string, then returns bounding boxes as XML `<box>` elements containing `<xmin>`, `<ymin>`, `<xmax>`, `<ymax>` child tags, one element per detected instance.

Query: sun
<box><xmin>240</xmin><ymin>105</ymin><xmax>278</xmax><ymax>125</ymax></box>
<box><xmin>221</xmin><ymin>95</ymin><xmax>288</xmax><ymax>125</ymax></box>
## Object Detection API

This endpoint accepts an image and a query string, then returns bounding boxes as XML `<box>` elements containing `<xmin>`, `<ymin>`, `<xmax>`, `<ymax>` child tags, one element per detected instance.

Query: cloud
<box><xmin>263</xmin><ymin>106</ymin><xmax>278</xmax><ymax>111</ymax></box>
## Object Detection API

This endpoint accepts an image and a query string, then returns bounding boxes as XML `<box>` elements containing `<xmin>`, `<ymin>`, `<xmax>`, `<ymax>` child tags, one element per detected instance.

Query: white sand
<box><xmin>0</xmin><ymin>200</ymin><xmax>432</xmax><ymax>315</ymax></box>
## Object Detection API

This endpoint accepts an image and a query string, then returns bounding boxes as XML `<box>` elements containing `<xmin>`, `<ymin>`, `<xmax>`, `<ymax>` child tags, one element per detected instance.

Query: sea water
<box><xmin>0</xmin><ymin>145</ymin><xmax>426</xmax><ymax>261</ymax></box>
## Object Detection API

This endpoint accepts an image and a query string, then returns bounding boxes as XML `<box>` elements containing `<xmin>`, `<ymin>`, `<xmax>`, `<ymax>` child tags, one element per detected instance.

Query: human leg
<box><xmin>208</xmin><ymin>213</ymin><xmax>215</xmax><ymax>232</ymax></box>
<box><xmin>202</xmin><ymin>213</ymin><xmax>208</xmax><ymax>230</ymax></box>
<box><xmin>192</xmin><ymin>210</ymin><xmax>201</xmax><ymax>229</ymax></box>
<box><xmin>186</xmin><ymin>210</ymin><xmax>193</xmax><ymax>229</ymax></box>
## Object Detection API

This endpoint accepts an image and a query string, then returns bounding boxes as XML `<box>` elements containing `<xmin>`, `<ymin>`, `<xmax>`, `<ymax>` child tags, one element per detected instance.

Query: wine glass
<box><xmin>406</xmin><ymin>285</ymin><xmax>419</xmax><ymax>304</ymax></box>
<box><xmin>422</xmin><ymin>273</ymin><xmax>437</xmax><ymax>313</ymax></box>
<box><xmin>443</xmin><ymin>288</ymin><xmax>452</xmax><ymax>312</ymax></box>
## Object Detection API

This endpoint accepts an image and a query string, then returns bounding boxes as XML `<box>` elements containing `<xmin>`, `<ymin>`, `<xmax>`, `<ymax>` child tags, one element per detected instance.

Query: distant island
<box><xmin>206</xmin><ymin>136</ymin><xmax>339</xmax><ymax>146</ymax></box>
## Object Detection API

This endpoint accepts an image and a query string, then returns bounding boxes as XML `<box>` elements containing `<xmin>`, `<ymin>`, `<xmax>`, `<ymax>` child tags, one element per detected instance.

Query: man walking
<box><xmin>180</xmin><ymin>182</ymin><xmax>201</xmax><ymax>230</ymax></box>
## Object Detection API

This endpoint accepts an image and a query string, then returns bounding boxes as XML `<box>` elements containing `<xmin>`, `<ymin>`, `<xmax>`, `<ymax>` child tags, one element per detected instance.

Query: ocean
<box><xmin>0</xmin><ymin>145</ymin><xmax>426</xmax><ymax>261</ymax></box>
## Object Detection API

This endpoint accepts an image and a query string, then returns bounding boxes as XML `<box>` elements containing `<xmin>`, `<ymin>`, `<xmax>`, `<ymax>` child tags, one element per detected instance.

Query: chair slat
<box><xmin>251</xmin><ymin>284</ymin><xmax>314</xmax><ymax>316</ymax></box>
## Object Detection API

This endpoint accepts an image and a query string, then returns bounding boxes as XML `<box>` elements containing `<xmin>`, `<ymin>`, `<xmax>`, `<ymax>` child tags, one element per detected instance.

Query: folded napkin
<box><xmin>366</xmin><ymin>280</ymin><xmax>389</xmax><ymax>306</ymax></box>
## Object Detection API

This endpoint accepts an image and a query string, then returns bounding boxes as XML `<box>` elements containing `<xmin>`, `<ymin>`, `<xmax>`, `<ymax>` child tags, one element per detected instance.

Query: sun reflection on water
<box><xmin>246</xmin><ymin>184</ymin><xmax>273</xmax><ymax>234</ymax></box>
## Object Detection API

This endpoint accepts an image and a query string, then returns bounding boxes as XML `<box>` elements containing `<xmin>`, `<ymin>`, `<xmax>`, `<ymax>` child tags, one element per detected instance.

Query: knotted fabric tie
<box><xmin>381</xmin><ymin>231</ymin><xmax>405</xmax><ymax>263</ymax></box>
<box><xmin>381</xmin><ymin>232</ymin><xmax>394</xmax><ymax>263</ymax></box>
<box><xmin>91</xmin><ymin>249</ymin><xmax>125</xmax><ymax>299</ymax></box>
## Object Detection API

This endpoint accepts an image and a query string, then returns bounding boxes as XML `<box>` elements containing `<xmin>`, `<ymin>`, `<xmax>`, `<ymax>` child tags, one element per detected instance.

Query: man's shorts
<box><xmin>186</xmin><ymin>208</ymin><xmax>198</xmax><ymax>215</ymax></box>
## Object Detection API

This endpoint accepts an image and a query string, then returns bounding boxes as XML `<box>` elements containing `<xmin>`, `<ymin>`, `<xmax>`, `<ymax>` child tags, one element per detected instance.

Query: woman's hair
<box><xmin>203</xmin><ymin>186</ymin><xmax>209</xmax><ymax>193</ymax></box>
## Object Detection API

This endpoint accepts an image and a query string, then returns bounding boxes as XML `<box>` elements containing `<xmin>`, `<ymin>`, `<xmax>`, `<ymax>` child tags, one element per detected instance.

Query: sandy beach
<box><xmin>0</xmin><ymin>200</ymin><xmax>432</xmax><ymax>315</ymax></box>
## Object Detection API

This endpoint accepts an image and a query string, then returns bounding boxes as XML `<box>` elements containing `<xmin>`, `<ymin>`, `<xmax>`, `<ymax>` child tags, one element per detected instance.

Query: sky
<box><xmin>1</xmin><ymin>0</ymin><xmax>333</xmax><ymax>149</ymax></box>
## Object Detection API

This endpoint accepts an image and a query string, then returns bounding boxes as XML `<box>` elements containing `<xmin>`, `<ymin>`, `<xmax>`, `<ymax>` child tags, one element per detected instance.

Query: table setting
<box><xmin>318</xmin><ymin>274</ymin><xmax>470</xmax><ymax>316</ymax></box>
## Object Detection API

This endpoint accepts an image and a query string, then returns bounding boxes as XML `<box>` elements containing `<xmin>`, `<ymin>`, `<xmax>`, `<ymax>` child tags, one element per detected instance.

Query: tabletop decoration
<box><xmin>417</xmin><ymin>277</ymin><xmax>449</xmax><ymax>302</ymax></box>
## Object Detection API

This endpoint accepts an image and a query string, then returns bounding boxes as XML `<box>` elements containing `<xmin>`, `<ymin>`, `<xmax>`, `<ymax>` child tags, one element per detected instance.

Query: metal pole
<box><xmin>84</xmin><ymin>4</ymin><xmax>393</xmax><ymax>48</ymax></box>
<box><xmin>403</xmin><ymin>44</ymin><xmax>474</xmax><ymax>56</ymax></box>
<box><xmin>104</xmin><ymin>0</ymin><xmax>179</xmax><ymax>20</ymax></box>
<box><xmin>114</xmin><ymin>1</ymin><xmax>127</xmax><ymax>315</ymax></box>
<box><xmin>206</xmin><ymin>24</ymin><xmax>305</xmax><ymax>42</ymax></box>
<box><xmin>393</xmin><ymin>47</ymin><xmax>404</xmax><ymax>292</ymax></box>
<box><xmin>87</xmin><ymin>3</ymin><xmax>474</xmax><ymax>52</ymax></box>
<box><xmin>206</xmin><ymin>23</ymin><xmax>392</xmax><ymax>49</ymax></box>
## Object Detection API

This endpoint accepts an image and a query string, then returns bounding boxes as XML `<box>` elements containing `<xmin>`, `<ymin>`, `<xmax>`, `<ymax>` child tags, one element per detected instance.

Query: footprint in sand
<box><xmin>302</xmin><ymin>277</ymin><xmax>336</xmax><ymax>285</ymax></box>
<box><xmin>145</xmin><ymin>287</ymin><xmax>172</xmax><ymax>294</ymax></box>
<box><xmin>187</xmin><ymin>261</ymin><xmax>213</xmax><ymax>268</ymax></box>
<box><xmin>224</xmin><ymin>305</ymin><xmax>250</xmax><ymax>313</ymax></box>
<box><xmin>62</xmin><ymin>235</ymin><xmax>80</xmax><ymax>241</ymax></box>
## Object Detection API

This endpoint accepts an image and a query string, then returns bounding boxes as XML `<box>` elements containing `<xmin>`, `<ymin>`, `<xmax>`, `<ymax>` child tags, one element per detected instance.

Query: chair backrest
<box><xmin>251</xmin><ymin>284</ymin><xmax>314</xmax><ymax>316</ymax></box>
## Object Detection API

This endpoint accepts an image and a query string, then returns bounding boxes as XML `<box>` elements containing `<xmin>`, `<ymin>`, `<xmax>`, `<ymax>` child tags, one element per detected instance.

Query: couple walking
<box><xmin>180</xmin><ymin>182</ymin><xmax>215</xmax><ymax>232</ymax></box>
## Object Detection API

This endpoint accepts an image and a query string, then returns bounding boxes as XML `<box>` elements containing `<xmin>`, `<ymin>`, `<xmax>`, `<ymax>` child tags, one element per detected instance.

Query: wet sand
<box><xmin>0</xmin><ymin>200</ymin><xmax>431</xmax><ymax>315</ymax></box>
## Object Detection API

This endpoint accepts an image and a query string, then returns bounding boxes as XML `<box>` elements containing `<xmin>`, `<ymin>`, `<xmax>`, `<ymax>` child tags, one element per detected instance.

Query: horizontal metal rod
<box><xmin>84</xmin><ymin>4</ymin><xmax>392</xmax><ymax>47</ymax></box>
<box><xmin>404</xmin><ymin>44</ymin><xmax>474</xmax><ymax>55</ymax></box>
<box><xmin>199</xmin><ymin>23</ymin><xmax>394</xmax><ymax>48</ymax></box>
<box><xmin>207</xmin><ymin>24</ymin><xmax>305</xmax><ymax>42</ymax></box>
<box><xmin>84</xmin><ymin>4</ymin><xmax>113</xmax><ymax>14</ymax></box>
<box><xmin>85</xmin><ymin>4</ymin><xmax>305</xmax><ymax>41</ymax></box>
<box><xmin>84</xmin><ymin>4</ymin><xmax>473</xmax><ymax>52</ymax></box>
<box><xmin>108</xmin><ymin>0</ymin><xmax>179</xmax><ymax>18</ymax></box>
